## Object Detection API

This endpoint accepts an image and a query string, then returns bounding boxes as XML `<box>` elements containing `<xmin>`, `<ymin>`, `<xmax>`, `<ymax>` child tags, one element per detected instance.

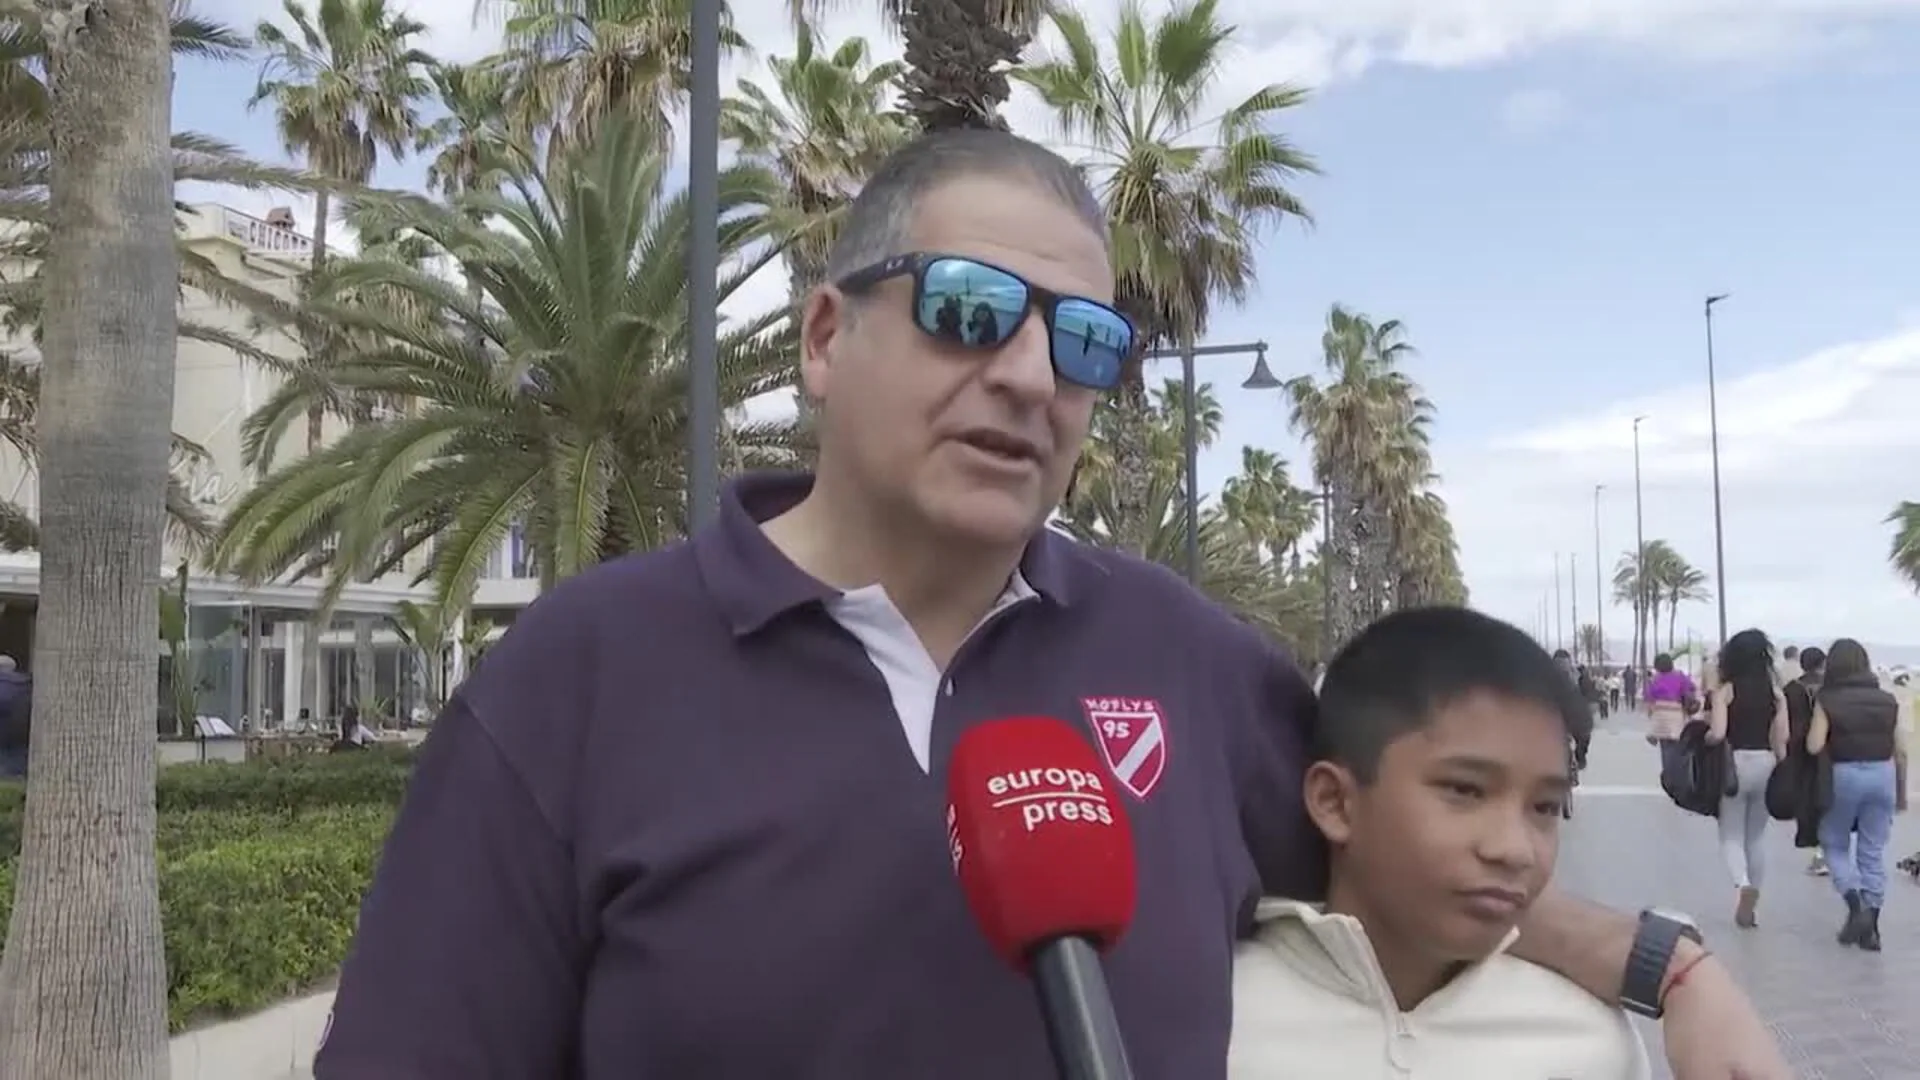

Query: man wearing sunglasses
<box><xmin>315</xmin><ymin>129</ymin><xmax>1789</xmax><ymax>1080</ymax></box>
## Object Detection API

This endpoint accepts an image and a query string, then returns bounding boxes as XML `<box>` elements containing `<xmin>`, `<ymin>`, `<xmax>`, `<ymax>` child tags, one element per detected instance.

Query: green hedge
<box><xmin>0</xmin><ymin>747</ymin><xmax>414</xmax><ymax>1031</ymax></box>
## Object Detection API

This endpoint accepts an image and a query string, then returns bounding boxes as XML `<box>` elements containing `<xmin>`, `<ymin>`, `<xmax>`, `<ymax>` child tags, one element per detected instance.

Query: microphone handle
<box><xmin>1030</xmin><ymin>936</ymin><xmax>1135</xmax><ymax>1080</ymax></box>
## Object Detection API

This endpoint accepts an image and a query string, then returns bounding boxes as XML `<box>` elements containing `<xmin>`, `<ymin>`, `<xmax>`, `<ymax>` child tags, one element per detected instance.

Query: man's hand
<box><xmin>1661</xmin><ymin>947</ymin><xmax>1793</xmax><ymax>1080</ymax></box>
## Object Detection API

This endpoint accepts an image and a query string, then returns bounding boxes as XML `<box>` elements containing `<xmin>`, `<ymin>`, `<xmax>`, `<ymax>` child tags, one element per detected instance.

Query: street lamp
<box><xmin>685</xmin><ymin>0</ymin><xmax>722</xmax><ymax>529</ymax></box>
<box><xmin>1592</xmin><ymin>484</ymin><xmax>1605</xmax><ymax>665</ymax></box>
<box><xmin>1570</xmin><ymin>551</ymin><xmax>1579</xmax><ymax>656</ymax></box>
<box><xmin>1553</xmin><ymin>552</ymin><xmax>1563</xmax><ymax>651</ymax></box>
<box><xmin>1704</xmin><ymin>293</ymin><xmax>1730</xmax><ymax>645</ymax></box>
<box><xmin>1632</xmin><ymin>415</ymin><xmax>1648</xmax><ymax>681</ymax></box>
<box><xmin>1141</xmin><ymin>340</ymin><xmax>1272</xmax><ymax>583</ymax></box>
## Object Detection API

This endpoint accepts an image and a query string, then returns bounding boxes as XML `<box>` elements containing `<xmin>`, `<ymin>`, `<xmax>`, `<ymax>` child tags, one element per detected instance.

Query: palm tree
<box><xmin>785</xmin><ymin>0</ymin><xmax>1048</xmax><ymax>133</ymax></box>
<box><xmin>417</xmin><ymin>62</ymin><xmax>518</xmax><ymax>200</ymax></box>
<box><xmin>1016</xmin><ymin>0</ymin><xmax>1316</xmax><ymax>538</ymax></box>
<box><xmin>386</xmin><ymin>599</ymin><xmax>460</xmax><ymax>711</ymax></box>
<box><xmin>1577</xmin><ymin>622</ymin><xmax>1604</xmax><ymax>665</ymax></box>
<box><xmin>1392</xmin><ymin>489</ymin><xmax>1466</xmax><ymax>607</ymax></box>
<box><xmin>0</xmin><ymin>0</ymin><xmax>176</xmax><ymax>1070</ymax></box>
<box><xmin>1612</xmin><ymin>546</ymin><xmax>1650</xmax><ymax>668</ymax></box>
<box><xmin>1057</xmin><ymin>466</ymin><xmax>1287</xmax><ymax>641</ymax></box>
<box><xmin>722</xmin><ymin>22</ymin><xmax>909</xmax><ymax>301</ymax></box>
<box><xmin>210</xmin><ymin>116</ymin><xmax>801</xmax><ymax>612</ymax></box>
<box><xmin>1889</xmin><ymin>501</ymin><xmax>1920</xmax><ymax>592</ymax></box>
<box><xmin>1221</xmin><ymin>447</ymin><xmax>1315</xmax><ymax>566</ymax></box>
<box><xmin>251</xmin><ymin>0</ymin><xmax>436</xmax><ymax>718</ymax></box>
<box><xmin>1659</xmin><ymin>556</ymin><xmax>1710</xmax><ymax>654</ymax></box>
<box><xmin>1287</xmin><ymin>305</ymin><xmax>1431</xmax><ymax>643</ymax></box>
<box><xmin>484</xmin><ymin>0</ymin><xmax>746</xmax><ymax>158</ymax></box>
<box><xmin>251</xmin><ymin>0</ymin><xmax>435</xmax><ymax>314</ymax></box>
<box><xmin>1065</xmin><ymin>377</ymin><xmax>1221</xmax><ymax>552</ymax></box>
<box><xmin>1613</xmin><ymin>538</ymin><xmax>1688</xmax><ymax>657</ymax></box>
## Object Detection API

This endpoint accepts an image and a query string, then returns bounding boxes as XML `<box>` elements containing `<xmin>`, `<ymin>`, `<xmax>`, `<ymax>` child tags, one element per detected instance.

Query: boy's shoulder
<box><xmin>1234</xmin><ymin>901</ymin><xmax>1651</xmax><ymax>1079</ymax></box>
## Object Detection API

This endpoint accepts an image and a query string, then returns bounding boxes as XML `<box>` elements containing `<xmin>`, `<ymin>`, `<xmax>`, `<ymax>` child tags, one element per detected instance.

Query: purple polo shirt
<box><xmin>314</xmin><ymin>473</ymin><xmax>1323</xmax><ymax>1079</ymax></box>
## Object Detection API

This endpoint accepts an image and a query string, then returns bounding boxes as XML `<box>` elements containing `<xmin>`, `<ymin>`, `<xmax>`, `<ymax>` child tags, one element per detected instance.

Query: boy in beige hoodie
<box><xmin>1231</xmin><ymin>607</ymin><xmax>1650</xmax><ymax>1079</ymax></box>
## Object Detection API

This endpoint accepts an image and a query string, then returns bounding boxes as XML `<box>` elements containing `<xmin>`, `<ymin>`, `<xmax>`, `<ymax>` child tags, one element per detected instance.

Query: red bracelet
<box><xmin>1658</xmin><ymin>949</ymin><xmax>1714</xmax><ymax>1009</ymax></box>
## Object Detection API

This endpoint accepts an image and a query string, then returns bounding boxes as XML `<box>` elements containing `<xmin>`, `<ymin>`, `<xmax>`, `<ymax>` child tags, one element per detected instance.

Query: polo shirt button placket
<box><xmin>1386</xmin><ymin>1013</ymin><xmax>1415</xmax><ymax>1075</ymax></box>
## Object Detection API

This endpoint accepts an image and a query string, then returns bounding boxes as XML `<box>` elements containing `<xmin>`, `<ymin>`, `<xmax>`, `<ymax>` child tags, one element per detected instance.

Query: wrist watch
<box><xmin>1620</xmin><ymin>908</ymin><xmax>1703</xmax><ymax>1019</ymax></box>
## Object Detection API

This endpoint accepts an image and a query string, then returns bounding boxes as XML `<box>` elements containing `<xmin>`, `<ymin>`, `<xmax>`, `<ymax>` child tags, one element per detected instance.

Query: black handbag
<box><xmin>1764</xmin><ymin>753</ymin><xmax>1804</xmax><ymax>821</ymax></box>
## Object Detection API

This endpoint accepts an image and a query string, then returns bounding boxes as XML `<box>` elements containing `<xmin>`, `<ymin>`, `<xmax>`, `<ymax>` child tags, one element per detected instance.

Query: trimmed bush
<box><xmin>0</xmin><ymin>747</ymin><xmax>413</xmax><ymax>1031</ymax></box>
<box><xmin>0</xmin><ymin>743</ymin><xmax>416</xmax><ymax>860</ymax></box>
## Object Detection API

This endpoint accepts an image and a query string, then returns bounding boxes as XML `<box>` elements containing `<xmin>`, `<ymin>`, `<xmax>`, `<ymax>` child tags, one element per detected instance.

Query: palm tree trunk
<box><xmin>1361</xmin><ymin>499</ymin><xmax>1394</xmax><ymax>618</ymax></box>
<box><xmin>352</xmin><ymin>617</ymin><xmax>375</xmax><ymax>718</ymax></box>
<box><xmin>299</xmin><ymin>188</ymin><xmax>332</xmax><ymax>723</ymax></box>
<box><xmin>0</xmin><ymin>4</ymin><xmax>176</xmax><ymax>1073</ymax></box>
<box><xmin>1324</xmin><ymin>476</ymin><xmax>1358</xmax><ymax>649</ymax></box>
<box><xmin>1106</xmin><ymin>340</ymin><xmax>1156</xmax><ymax>554</ymax></box>
<box><xmin>1667</xmin><ymin>598</ymin><xmax>1679</xmax><ymax>656</ymax></box>
<box><xmin>1632</xmin><ymin>592</ymin><xmax>1646</xmax><ymax>673</ymax></box>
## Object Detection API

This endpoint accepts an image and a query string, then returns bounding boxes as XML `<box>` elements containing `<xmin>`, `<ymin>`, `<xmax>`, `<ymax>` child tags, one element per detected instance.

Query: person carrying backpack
<box><xmin>1555</xmin><ymin>650</ymin><xmax>1593</xmax><ymax>771</ymax></box>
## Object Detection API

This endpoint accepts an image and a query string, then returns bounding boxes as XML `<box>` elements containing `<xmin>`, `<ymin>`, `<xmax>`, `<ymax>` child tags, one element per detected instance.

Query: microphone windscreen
<box><xmin>947</xmin><ymin>716</ymin><xmax>1138</xmax><ymax>970</ymax></box>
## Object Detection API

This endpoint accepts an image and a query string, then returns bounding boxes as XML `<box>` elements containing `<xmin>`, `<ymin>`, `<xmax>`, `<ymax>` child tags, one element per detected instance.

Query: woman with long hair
<box><xmin>1704</xmin><ymin>630</ymin><xmax>1788</xmax><ymax>928</ymax></box>
<box><xmin>1807</xmin><ymin>638</ymin><xmax>1902</xmax><ymax>950</ymax></box>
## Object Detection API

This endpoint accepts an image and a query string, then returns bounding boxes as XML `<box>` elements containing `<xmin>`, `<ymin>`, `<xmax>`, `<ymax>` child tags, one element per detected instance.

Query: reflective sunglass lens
<box><xmin>1052</xmin><ymin>299</ymin><xmax>1131</xmax><ymax>390</ymax></box>
<box><xmin>918</xmin><ymin>258</ymin><xmax>1030</xmax><ymax>347</ymax></box>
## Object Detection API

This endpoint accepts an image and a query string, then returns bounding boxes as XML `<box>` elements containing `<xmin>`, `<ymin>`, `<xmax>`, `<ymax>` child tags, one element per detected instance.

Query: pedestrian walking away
<box><xmin>1703</xmin><ymin>630</ymin><xmax>1788</xmax><ymax>929</ymax></box>
<box><xmin>1644</xmin><ymin>653</ymin><xmax>1698</xmax><ymax>776</ymax></box>
<box><xmin>1807</xmin><ymin>639</ymin><xmax>1901</xmax><ymax>952</ymax></box>
<box><xmin>309</xmin><ymin>128</ymin><xmax>1791</xmax><ymax>1080</ymax></box>
<box><xmin>1780</xmin><ymin>648</ymin><xmax>1830</xmax><ymax>876</ymax></box>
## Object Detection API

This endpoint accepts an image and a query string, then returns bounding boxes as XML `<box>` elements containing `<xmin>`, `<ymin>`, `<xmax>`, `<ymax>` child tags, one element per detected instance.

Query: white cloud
<box><xmin>1498</xmin><ymin>88</ymin><xmax>1568</xmax><ymax>134</ymax></box>
<box><xmin>1441</xmin><ymin>325</ymin><xmax>1920</xmax><ymax>649</ymax></box>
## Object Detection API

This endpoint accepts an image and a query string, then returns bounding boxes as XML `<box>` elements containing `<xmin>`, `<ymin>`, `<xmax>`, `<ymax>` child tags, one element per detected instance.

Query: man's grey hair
<box><xmin>824</xmin><ymin>128</ymin><xmax>1108</xmax><ymax>284</ymax></box>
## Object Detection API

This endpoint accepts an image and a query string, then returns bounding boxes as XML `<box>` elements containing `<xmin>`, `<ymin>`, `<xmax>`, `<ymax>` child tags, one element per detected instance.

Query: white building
<box><xmin>0</xmin><ymin>204</ymin><xmax>538</xmax><ymax>732</ymax></box>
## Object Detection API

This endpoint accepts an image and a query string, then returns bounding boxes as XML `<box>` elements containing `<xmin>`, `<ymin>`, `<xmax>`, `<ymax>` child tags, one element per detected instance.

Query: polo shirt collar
<box><xmin>693</xmin><ymin>471</ymin><xmax>1077</xmax><ymax>636</ymax></box>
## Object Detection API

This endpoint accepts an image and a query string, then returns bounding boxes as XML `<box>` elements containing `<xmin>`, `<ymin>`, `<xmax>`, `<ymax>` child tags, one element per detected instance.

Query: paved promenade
<box><xmin>1568</xmin><ymin>710</ymin><xmax>1918</xmax><ymax>1080</ymax></box>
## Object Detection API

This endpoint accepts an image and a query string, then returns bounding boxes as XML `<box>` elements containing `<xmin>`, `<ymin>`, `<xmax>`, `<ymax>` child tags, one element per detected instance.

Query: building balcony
<box><xmin>183</xmin><ymin>204</ymin><xmax>313</xmax><ymax>262</ymax></box>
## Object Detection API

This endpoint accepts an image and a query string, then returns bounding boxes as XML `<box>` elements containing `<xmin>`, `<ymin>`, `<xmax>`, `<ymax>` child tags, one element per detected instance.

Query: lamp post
<box><xmin>1592</xmin><ymin>484</ymin><xmax>1605</xmax><ymax>664</ymax></box>
<box><xmin>1570</xmin><ymin>552</ymin><xmax>1579</xmax><ymax>657</ymax></box>
<box><xmin>1141</xmin><ymin>340</ymin><xmax>1275</xmax><ymax>583</ymax></box>
<box><xmin>685</xmin><ymin>0</ymin><xmax>722</xmax><ymax>528</ymax></box>
<box><xmin>1704</xmin><ymin>293</ymin><xmax>1730</xmax><ymax>645</ymax></box>
<box><xmin>1553</xmin><ymin>553</ymin><xmax>1563</xmax><ymax>651</ymax></box>
<box><xmin>1632</xmin><ymin>415</ymin><xmax>1648</xmax><ymax>681</ymax></box>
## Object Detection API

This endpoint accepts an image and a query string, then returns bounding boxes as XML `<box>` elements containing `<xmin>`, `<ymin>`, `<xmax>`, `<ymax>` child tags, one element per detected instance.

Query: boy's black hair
<box><xmin>1316</xmin><ymin>606</ymin><xmax>1591</xmax><ymax>784</ymax></box>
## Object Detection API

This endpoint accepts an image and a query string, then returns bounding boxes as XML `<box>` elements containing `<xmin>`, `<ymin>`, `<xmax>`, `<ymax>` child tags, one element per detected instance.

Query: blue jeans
<box><xmin>1820</xmin><ymin>759</ymin><xmax>1898</xmax><ymax>908</ymax></box>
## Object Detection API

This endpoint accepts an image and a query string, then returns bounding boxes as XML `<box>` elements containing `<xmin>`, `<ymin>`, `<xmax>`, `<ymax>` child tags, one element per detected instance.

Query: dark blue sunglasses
<box><xmin>834</xmin><ymin>252</ymin><xmax>1135</xmax><ymax>391</ymax></box>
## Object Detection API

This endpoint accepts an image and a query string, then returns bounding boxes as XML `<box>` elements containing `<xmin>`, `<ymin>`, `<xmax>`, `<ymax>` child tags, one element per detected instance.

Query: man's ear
<box><xmin>798</xmin><ymin>286</ymin><xmax>847</xmax><ymax>406</ymax></box>
<box><xmin>1301</xmin><ymin>760</ymin><xmax>1358</xmax><ymax>847</ymax></box>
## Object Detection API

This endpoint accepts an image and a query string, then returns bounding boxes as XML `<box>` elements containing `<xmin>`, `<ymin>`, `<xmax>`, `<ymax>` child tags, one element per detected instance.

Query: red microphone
<box><xmin>947</xmin><ymin>717</ymin><xmax>1137</xmax><ymax>1080</ymax></box>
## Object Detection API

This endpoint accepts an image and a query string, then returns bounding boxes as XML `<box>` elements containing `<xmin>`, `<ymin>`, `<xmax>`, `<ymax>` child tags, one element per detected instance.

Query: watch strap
<box><xmin>1620</xmin><ymin>911</ymin><xmax>1701</xmax><ymax>1019</ymax></box>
